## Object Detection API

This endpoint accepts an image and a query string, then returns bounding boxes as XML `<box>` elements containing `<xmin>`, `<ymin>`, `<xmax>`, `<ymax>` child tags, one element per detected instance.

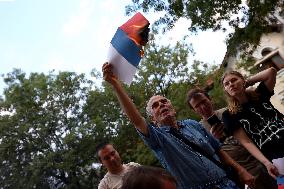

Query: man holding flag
<box><xmin>102</xmin><ymin>62</ymin><xmax>255</xmax><ymax>189</ymax></box>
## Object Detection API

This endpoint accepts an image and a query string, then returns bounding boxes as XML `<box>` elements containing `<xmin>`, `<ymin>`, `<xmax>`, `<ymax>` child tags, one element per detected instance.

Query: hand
<box><xmin>102</xmin><ymin>62</ymin><xmax>118</xmax><ymax>85</ymax></box>
<box><xmin>210</xmin><ymin>123</ymin><xmax>224</xmax><ymax>140</ymax></box>
<box><xmin>238</xmin><ymin>169</ymin><xmax>255</xmax><ymax>189</ymax></box>
<box><xmin>264</xmin><ymin>162</ymin><xmax>279</xmax><ymax>179</ymax></box>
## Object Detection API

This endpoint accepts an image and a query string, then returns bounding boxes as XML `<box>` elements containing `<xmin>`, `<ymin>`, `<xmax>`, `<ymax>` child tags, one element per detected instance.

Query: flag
<box><xmin>107</xmin><ymin>12</ymin><xmax>149</xmax><ymax>85</ymax></box>
<box><xmin>278</xmin><ymin>175</ymin><xmax>284</xmax><ymax>184</ymax></box>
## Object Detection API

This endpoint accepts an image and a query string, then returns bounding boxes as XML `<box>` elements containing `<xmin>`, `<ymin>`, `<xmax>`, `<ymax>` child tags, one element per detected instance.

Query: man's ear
<box><xmin>99</xmin><ymin>158</ymin><xmax>106</xmax><ymax>168</ymax></box>
<box><xmin>97</xmin><ymin>151</ymin><xmax>102</xmax><ymax>163</ymax></box>
<box><xmin>150</xmin><ymin>115</ymin><xmax>155</xmax><ymax>122</ymax></box>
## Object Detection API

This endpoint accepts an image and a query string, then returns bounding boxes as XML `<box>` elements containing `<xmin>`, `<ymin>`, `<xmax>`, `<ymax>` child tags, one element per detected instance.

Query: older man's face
<box><xmin>150</xmin><ymin>96</ymin><xmax>176</xmax><ymax>125</ymax></box>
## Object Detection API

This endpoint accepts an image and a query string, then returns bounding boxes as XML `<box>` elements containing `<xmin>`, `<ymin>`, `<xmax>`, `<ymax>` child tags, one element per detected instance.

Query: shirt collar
<box><xmin>150</xmin><ymin>120</ymin><xmax>185</xmax><ymax>132</ymax></box>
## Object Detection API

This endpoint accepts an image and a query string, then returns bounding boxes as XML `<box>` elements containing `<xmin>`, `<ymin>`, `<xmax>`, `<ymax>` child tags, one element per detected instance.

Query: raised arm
<box><xmin>217</xmin><ymin>149</ymin><xmax>255</xmax><ymax>188</ymax></box>
<box><xmin>234</xmin><ymin>127</ymin><xmax>279</xmax><ymax>179</ymax></box>
<box><xmin>246</xmin><ymin>67</ymin><xmax>277</xmax><ymax>92</ymax></box>
<box><xmin>102</xmin><ymin>63</ymin><xmax>148</xmax><ymax>135</ymax></box>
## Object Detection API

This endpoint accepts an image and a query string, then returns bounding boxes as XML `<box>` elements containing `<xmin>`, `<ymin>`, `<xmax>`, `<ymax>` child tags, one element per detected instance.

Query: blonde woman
<box><xmin>221</xmin><ymin>67</ymin><xmax>284</xmax><ymax>179</ymax></box>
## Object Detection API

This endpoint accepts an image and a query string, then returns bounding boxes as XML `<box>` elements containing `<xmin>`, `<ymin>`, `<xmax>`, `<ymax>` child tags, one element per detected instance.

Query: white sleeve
<box><xmin>98</xmin><ymin>178</ymin><xmax>108</xmax><ymax>189</ymax></box>
<box><xmin>127</xmin><ymin>162</ymin><xmax>140</xmax><ymax>168</ymax></box>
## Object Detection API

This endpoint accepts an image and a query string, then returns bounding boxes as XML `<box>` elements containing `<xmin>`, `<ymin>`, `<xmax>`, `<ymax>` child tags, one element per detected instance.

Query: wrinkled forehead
<box><xmin>148</xmin><ymin>95</ymin><xmax>168</xmax><ymax>105</ymax></box>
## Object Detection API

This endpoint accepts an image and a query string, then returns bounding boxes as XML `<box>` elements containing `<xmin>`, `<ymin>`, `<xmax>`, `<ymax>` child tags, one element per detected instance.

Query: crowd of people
<box><xmin>97</xmin><ymin>62</ymin><xmax>284</xmax><ymax>189</ymax></box>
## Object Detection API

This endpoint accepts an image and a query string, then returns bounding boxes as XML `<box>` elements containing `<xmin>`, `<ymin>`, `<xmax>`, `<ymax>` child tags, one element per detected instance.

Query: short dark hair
<box><xmin>186</xmin><ymin>88</ymin><xmax>210</xmax><ymax>108</ymax></box>
<box><xmin>121</xmin><ymin>166</ymin><xmax>177</xmax><ymax>189</ymax></box>
<box><xmin>95</xmin><ymin>141</ymin><xmax>113</xmax><ymax>161</ymax></box>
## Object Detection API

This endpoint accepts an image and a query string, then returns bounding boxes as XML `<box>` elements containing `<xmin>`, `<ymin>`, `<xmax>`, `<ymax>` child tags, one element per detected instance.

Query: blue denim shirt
<box><xmin>137</xmin><ymin>119</ymin><xmax>239</xmax><ymax>189</ymax></box>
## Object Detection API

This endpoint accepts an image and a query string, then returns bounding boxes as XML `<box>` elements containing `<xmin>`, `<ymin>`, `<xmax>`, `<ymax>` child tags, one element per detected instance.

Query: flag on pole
<box><xmin>107</xmin><ymin>12</ymin><xmax>149</xmax><ymax>85</ymax></box>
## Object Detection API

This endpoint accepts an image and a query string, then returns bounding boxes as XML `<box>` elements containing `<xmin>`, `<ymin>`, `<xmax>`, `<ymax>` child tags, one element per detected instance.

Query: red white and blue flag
<box><xmin>278</xmin><ymin>175</ymin><xmax>284</xmax><ymax>189</ymax></box>
<box><xmin>107</xmin><ymin>12</ymin><xmax>149</xmax><ymax>85</ymax></box>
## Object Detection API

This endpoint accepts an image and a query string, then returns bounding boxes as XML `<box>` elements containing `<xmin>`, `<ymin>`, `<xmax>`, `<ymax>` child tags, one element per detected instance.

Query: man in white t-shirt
<box><xmin>97</xmin><ymin>142</ymin><xmax>140</xmax><ymax>189</ymax></box>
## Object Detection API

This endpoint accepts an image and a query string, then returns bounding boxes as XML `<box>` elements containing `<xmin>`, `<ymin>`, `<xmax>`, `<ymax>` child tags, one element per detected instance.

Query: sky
<box><xmin>0</xmin><ymin>0</ymin><xmax>229</xmax><ymax>96</ymax></box>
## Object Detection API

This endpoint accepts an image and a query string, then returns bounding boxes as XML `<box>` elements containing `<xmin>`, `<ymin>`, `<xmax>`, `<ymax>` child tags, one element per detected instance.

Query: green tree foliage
<box><xmin>0</xmin><ymin>69</ymin><xmax>100</xmax><ymax>188</ymax></box>
<box><xmin>0</xmin><ymin>39</ymin><xmax>227</xmax><ymax>188</ymax></box>
<box><xmin>125</xmin><ymin>0</ymin><xmax>284</xmax><ymax>55</ymax></box>
<box><xmin>236</xmin><ymin>55</ymin><xmax>259</xmax><ymax>75</ymax></box>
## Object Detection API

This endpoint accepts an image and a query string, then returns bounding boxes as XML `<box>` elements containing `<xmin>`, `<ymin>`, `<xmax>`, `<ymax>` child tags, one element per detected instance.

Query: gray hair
<box><xmin>146</xmin><ymin>95</ymin><xmax>171</xmax><ymax>117</ymax></box>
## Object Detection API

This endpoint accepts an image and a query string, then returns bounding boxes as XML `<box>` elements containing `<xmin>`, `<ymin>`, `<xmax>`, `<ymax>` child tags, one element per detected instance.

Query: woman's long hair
<box><xmin>221</xmin><ymin>71</ymin><xmax>259</xmax><ymax>114</ymax></box>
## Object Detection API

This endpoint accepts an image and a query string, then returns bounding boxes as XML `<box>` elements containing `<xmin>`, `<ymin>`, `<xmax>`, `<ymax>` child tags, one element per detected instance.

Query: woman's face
<box><xmin>222</xmin><ymin>73</ymin><xmax>245</xmax><ymax>97</ymax></box>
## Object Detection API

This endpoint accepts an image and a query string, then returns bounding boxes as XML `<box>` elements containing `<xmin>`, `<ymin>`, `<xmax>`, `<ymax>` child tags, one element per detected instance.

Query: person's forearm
<box><xmin>218</xmin><ymin>150</ymin><xmax>256</xmax><ymax>187</ymax></box>
<box><xmin>111</xmin><ymin>80</ymin><xmax>148</xmax><ymax>135</ymax></box>
<box><xmin>240</xmin><ymin>141</ymin><xmax>271</xmax><ymax>166</ymax></box>
<box><xmin>217</xmin><ymin>150</ymin><xmax>246</xmax><ymax>172</ymax></box>
<box><xmin>234</xmin><ymin>128</ymin><xmax>272</xmax><ymax>167</ymax></box>
<box><xmin>247</xmin><ymin>67</ymin><xmax>277</xmax><ymax>87</ymax></box>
